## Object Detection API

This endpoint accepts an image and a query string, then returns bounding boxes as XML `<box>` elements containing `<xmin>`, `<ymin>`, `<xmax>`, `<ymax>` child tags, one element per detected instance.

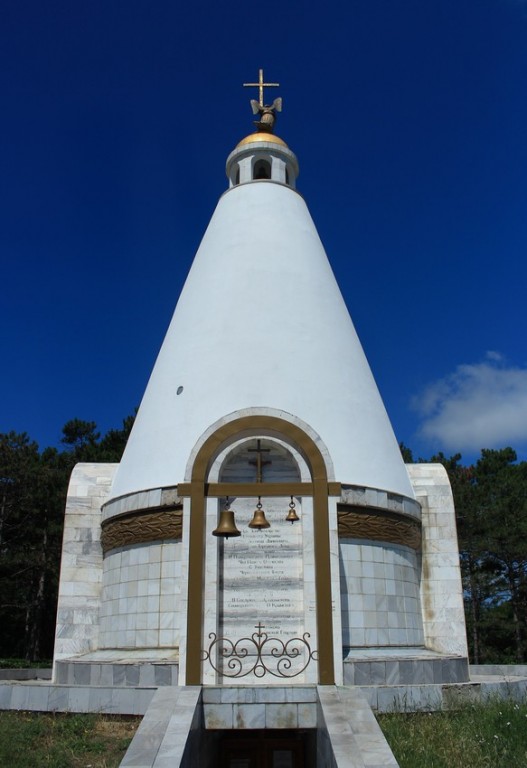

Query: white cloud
<box><xmin>411</xmin><ymin>354</ymin><xmax>527</xmax><ymax>452</ymax></box>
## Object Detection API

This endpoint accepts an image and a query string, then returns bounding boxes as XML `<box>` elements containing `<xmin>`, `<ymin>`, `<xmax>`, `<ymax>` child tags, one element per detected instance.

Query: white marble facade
<box><xmin>53</xmin><ymin>454</ymin><xmax>467</xmax><ymax>685</ymax></box>
<box><xmin>54</xmin><ymin>463</ymin><xmax>117</xmax><ymax>665</ymax></box>
<box><xmin>98</xmin><ymin>540</ymin><xmax>182</xmax><ymax>650</ymax></box>
<box><xmin>340</xmin><ymin>540</ymin><xmax>425</xmax><ymax>649</ymax></box>
<box><xmin>408</xmin><ymin>464</ymin><xmax>468</xmax><ymax>658</ymax></box>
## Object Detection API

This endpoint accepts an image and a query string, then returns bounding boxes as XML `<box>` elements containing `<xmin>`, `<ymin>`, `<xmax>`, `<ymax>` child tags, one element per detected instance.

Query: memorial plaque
<box><xmin>219</xmin><ymin>496</ymin><xmax>304</xmax><ymax>643</ymax></box>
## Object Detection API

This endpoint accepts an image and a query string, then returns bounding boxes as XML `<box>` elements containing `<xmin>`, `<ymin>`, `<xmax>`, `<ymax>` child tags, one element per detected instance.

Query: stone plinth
<box><xmin>53</xmin><ymin>463</ymin><xmax>117</xmax><ymax>669</ymax></box>
<box><xmin>408</xmin><ymin>464</ymin><xmax>468</xmax><ymax>658</ymax></box>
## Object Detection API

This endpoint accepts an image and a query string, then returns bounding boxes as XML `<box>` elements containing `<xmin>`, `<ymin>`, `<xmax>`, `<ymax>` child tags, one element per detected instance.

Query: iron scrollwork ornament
<box><xmin>202</xmin><ymin>623</ymin><xmax>318</xmax><ymax>679</ymax></box>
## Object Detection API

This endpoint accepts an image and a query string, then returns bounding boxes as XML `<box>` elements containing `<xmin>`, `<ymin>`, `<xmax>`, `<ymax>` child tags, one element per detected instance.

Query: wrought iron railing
<box><xmin>201</xmin><ymin>622</ymin><xmax>318</xmax><ymax>679</ymax></box>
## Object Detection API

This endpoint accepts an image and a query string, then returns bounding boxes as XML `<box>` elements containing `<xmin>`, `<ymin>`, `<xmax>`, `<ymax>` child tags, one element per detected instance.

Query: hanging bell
<box><xmin>286</xmin><ymin>496</ymin><xmax>300</xmax><ymax>523</ymax></box>
<box><xmin>213</xmin><ymin>509</ymin><xmax>241</xmax><ymax>538</ymax></box>
<box><xmin>248</xmin><ymin>498</ymin><xmax>270</xmax><ymax>530</ymax></box>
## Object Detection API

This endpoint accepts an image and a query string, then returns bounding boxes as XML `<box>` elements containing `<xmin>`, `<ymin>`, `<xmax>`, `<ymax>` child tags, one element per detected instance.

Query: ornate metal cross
<box><xmin>248</xmin><ymin>439</ymin><xmax>272</xmax><ymax>482</ymax></box>
<box><xmin>243</xmin><ymin>68</ymin><xmax>280</xmax><ymax>108</ymax></box>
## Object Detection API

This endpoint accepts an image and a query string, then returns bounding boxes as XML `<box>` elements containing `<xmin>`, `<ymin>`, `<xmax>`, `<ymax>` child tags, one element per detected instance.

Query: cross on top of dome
<box><xmin>243</xmin><ymin>68</ymin><xmax>282</xmax><ymax>133</ymax></box>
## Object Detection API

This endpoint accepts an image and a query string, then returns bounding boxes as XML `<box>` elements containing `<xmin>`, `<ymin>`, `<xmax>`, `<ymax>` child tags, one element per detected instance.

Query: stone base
<box><xmin>0</xmin><ymin>669</ymin><xmax>51</xmax><ymax>681</ymax></box>
<box><xmin>343</xmin><ymin>647</ymin><xmax>469</xmax><ymax>685</ymax></box>
<box><xmin>54</xmin><ymin>649</ymin><xmax>179</xmax><ymax>688</ymax></box>
<box><xmin>54</xmin><ymin>647</ymin><xmax>469</xmax><ymax>690</ymax></box>
<box><xmin>0</xmin><ymin>681</ymin><xmax>156</xmax><ymax>714</ymax></box>
<box><xmin>0</xmin><ymin>668</ymin><xmax>526</xmax><ymax>715</ymax></box>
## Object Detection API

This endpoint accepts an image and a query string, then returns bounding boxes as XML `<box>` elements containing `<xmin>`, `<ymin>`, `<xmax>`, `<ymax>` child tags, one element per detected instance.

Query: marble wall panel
<box><xmin>408</xmin><ymin>464</ymin><xmax>468</xmax><ymax>657</ymax></box>
<box><xmin>53</xmin><ymin>464</ymin><xmax>117</xmax><ymax>671</ymax></box>
<box><xmin>340</xmin><ymin>540</ymin><xmax>424</xmax><ymax>648</ymax></box>
<box><xmin>212</xmin><ymin>496</ymin><xmax>307</xmax><ymax>684</ymax></box>
<box><xmin>99</xmin><ymin>539</ymin><xmax>182</xmax><ymax>649</ymax></box>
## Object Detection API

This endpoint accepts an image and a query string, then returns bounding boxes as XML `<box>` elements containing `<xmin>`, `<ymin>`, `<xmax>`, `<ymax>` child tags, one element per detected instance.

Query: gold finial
<box><xmin>243</xmin><ymin>68</ymin><xmax>279</xmax><ymax>108</ymax></box>
<box><xmin>243</xmin><ymin>68</ymin><xmax>282</xmax><ymax>134</ymax></box>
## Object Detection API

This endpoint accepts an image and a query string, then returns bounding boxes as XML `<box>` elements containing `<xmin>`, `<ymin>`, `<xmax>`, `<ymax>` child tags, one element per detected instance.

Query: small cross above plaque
<box><xmin>248</xmin><ymin>439</ymin><xmax>272</xmax><ymax>483</ymax></box>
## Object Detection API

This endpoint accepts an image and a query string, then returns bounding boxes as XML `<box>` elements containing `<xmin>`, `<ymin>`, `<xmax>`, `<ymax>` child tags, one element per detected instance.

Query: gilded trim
<box><xmin>185</xmin><ymin>415</ymin><xmax>335</xmax><ymax>686</ymax></box>
<box><xmin>101</xmin><ymin>507</ymin><xmax>183</xmax><ymax>554</ymax></box>
<box><xmin>338</xmin><ymin>506</ymin><xmax>421</xmax><ymax>551</ymax></box>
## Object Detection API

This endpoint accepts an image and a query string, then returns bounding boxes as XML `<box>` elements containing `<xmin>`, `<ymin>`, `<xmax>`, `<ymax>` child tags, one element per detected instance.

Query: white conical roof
<box><xmin>110</xmin><ymin>135</ymin><xmax>414</xmax><ymax>500</ymax></box>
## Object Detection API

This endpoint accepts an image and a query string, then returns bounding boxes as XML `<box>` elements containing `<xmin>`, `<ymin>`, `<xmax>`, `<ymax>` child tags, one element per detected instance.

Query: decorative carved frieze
<box><xmin>338</xmin><ymin>506</ymin><xmax>421</xmax><ymax>550</ymax></box>
<box><xmin>101</xmin><ymin>507</ymin><xmax>183</xmax><ymax>554</ymax></box>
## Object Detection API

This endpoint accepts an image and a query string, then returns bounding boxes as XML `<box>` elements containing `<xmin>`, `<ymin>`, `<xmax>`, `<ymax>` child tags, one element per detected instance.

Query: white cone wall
<box><xmin>110</xmin><ymin>180</ymin><xmax>413</xmax><ymax>499</ymax></box>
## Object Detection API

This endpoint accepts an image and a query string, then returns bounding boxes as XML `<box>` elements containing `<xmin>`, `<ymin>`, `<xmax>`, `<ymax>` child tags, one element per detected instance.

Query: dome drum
<box><xmin>226</xmin><ymin>136</ymin><xmax>299</xmax><ymax>188</ymax></box>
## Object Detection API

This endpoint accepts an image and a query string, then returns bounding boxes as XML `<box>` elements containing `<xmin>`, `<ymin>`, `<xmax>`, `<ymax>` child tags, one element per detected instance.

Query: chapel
<box><xmin>53</xmin><ymin>71</ymin><xmax>469</xmax><ymax>700</ymax></box>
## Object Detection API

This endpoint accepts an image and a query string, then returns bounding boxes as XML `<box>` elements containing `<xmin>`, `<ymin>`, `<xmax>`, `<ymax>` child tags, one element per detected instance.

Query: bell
<box><xmin>248</xmin><ymin>500</ymin><xmax>270</xmax><ymax>530</ymax></box>
<box><xmin>286</xmin><ymin>497</ymin><xmax>299</xmax><ymax>523</ymax></box>
<box><xmin>212</xmin><ymin>509</ymin><xmax>241</xmax><ymax>538</ymax></box>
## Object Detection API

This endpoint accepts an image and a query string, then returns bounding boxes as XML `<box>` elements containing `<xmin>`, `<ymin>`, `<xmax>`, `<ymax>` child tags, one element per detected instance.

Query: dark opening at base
<box><xmin>215</xmin><ymin>728</ymin><xmax>315</xmax><ymax>768</ymax></box>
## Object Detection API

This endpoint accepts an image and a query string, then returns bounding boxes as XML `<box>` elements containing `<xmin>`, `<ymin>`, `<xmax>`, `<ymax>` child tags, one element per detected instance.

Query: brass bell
<box><xmin>286</xmin><ymin>496</ymin><xmax>299</xmax><ymax>524</ymax></box>
<box><xmin>213</xmin><ymin>508</ymin><xmax>241</xmax><ymax>538</ymax></box>
<box><xmin>248</xmin><ymin>498</ymin><xmax>270</xmax><ymax>530</ymax></box>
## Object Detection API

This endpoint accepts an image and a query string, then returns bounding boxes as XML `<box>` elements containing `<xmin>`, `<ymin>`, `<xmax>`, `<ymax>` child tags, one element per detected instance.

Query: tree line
<box><xmin>401</xmin><ymin>443</ymin><xmax>527</xmax><ymax>664</ymax></box>
<box><xmin>0</xmin><ymin>417</ymin><xmax>134</xmax><ymax>661</ymax></box>
<box><xmin>0</xmin><ymin>418</ymin><xmax>525</xmax><ymax>664</ymax></box>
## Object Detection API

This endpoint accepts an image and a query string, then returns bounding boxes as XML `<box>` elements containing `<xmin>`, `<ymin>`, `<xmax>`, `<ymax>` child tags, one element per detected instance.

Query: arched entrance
<box><xmin>179</xmin><ymin>415</ymin><xmax>339</xmax><ymax>685</ymax></box>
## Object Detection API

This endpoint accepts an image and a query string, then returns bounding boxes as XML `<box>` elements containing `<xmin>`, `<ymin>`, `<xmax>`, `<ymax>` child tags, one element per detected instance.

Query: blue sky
<box><xmin>1</xmin><ymin>0</ymin><xmax>526</xmax><ymax>465</ymax></box>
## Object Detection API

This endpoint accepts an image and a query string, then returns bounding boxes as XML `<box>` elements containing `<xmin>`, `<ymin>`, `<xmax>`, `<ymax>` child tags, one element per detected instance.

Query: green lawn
<box><xmin>0</xmin><ymin>712</ymin><xmax>139</xmax><ymax>768</ymax></box>
<box><xmin>378</xmin><ymin>699</ymin><xmax>527</xmax><ymax>768</ymax></box>
<box><xmin>1</xmin><ymin>700</ymin><xmax>526</xmax><ymax>767</ymax></box>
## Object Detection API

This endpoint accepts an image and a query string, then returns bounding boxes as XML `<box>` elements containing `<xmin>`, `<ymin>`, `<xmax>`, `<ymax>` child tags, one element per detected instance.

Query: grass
<box><xmin>0</xmin><ymin>711</ymin><xmax>140</xmax><ymax>768</ymax></box>
<box><xmin>1</xmin><ymin>699</ymin><xmax>526</xmax><ymax>767</ymax></box>
<box><xmin>378</xmin><ymin>699</ymin><xmax>527</xmax><ymax>768</ymax></box>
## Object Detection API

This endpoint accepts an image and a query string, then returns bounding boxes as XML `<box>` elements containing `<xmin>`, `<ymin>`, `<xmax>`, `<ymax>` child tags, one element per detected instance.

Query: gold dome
<box><xmin>236</xmin><ymin>132</ymin><xmax>288</xmax><ymax>148</ymax></box>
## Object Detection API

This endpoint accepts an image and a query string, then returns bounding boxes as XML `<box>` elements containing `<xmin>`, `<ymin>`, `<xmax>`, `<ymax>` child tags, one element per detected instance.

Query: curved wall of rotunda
<box><xmin>338</xmin><ymin>487</ymin><xmax>425</xmax><ymax>650</ymax></box>
<box><xmin>99</xmin><ymin>540</ymin><xmax>182</xmax><ymax>650</ymax></box>
<box><xmin>340</xmin><ymin>540</ymin><xmax>424</xmax><ymax>649</ymax></box>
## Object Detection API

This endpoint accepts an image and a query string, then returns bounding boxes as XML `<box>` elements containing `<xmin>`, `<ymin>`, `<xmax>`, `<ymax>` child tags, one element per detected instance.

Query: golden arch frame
<box><xmin>183</xmin><ymin>415</ymin><xmax>338</xmax><ymax>685</ymax></box>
